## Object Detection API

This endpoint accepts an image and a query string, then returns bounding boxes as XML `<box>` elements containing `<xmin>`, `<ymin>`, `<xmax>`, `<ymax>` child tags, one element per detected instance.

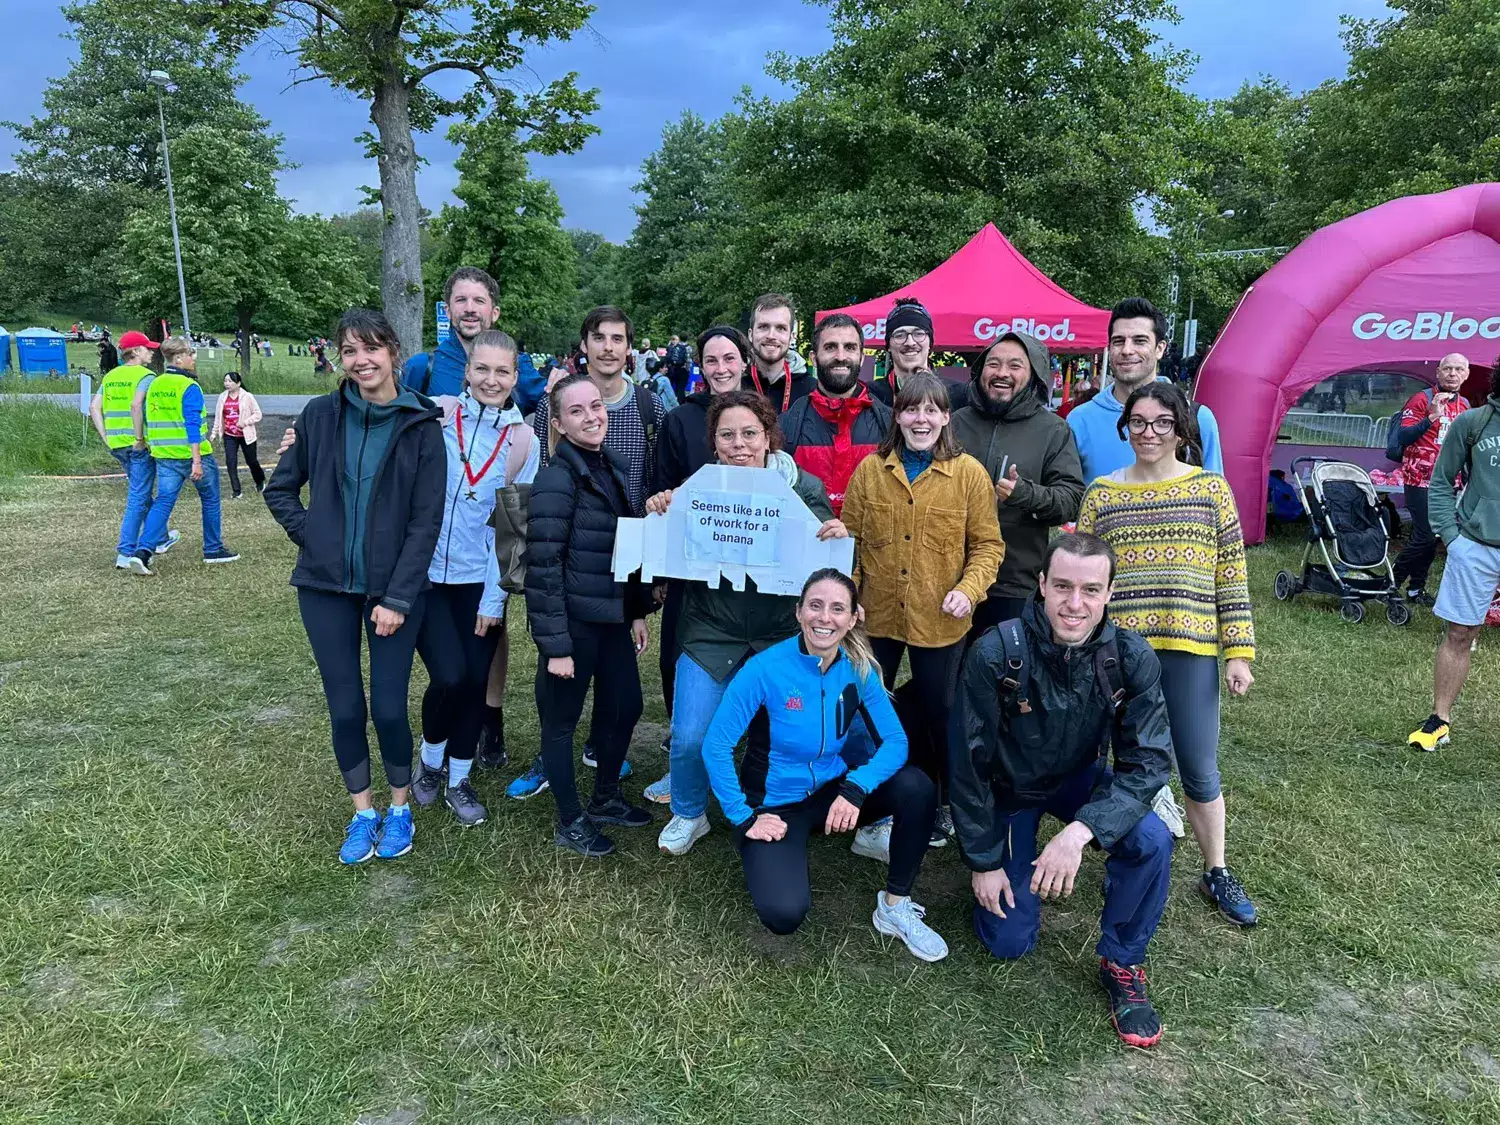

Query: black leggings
<box><xmin>298</xmin><ymin>588</ymin><xmax>426</xmax><ymax>793</ymax></box>
<box><xmin>734</xmin><ymin>765</ymin><xmax>936</xmax><ymax>935</ymax></box>
<box><xmin>534</xmin><ymin>621</ymin><xmax>644</xmax><ymax>824</ymax></box>
<box><xmin>1394</xmin><ymin>484</ymin><xmax>1437</xmax><ymax>591</ymax></box>
<box><xmin>416</xmin><ymin>582</ymin><xmax>501</xmax><ymax>761</ymax></box>
<box><xmin>223</xmin><ymin>434</ymin><xmax>265</xmax><ymax>495</ymax></box>
<box><xmin>871</xmin><ymin>637</ymin><xmax>965</xmax><ymax>801</ymax></box>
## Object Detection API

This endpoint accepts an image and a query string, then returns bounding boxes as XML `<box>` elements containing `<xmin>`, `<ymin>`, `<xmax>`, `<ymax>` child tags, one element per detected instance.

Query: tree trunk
<box><xmin>237</xmin><ymin>305</ymin><xmax>253</xmax><ymax>376</ymax></box>
<box><xmin>370</xmin><ymin>76</ymin><xmax>425</xmax><ymax>364</ymax></box>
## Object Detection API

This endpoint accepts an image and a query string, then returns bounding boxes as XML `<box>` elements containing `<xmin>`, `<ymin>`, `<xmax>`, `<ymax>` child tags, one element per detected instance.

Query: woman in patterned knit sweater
<box><xmin>1077</xmin><ymin>382</ymin><xmax>1259</xmax><ymax>929</ymax></box>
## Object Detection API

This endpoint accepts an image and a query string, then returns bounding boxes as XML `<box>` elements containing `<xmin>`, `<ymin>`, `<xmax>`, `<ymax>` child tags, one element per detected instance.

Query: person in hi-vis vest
<box><xmin>88</xmin><ymin>330</ymin><xmax>182</xmax><ymax>568</ymax></box>
<box><xmin>126</xmin><ymin>337</ymin><xmax>240</xmax><ymax>574</ymax></box>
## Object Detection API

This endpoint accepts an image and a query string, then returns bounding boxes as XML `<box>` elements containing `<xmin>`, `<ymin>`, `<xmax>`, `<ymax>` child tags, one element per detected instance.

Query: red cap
<box><xmin>118</xmin><ymin>330</ymin><xmax>159</xmax><ymax>351</ymax></box>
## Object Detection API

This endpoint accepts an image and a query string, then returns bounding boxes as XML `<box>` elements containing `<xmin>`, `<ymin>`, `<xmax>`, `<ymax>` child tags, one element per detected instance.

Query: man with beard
<box><xmin>405</xmin><ymin>267</ymin><xmax>547</xmax><ymax>414</ymax></box>
<box><xmin>747</xmin><ymin>293</ymin><xmax>815</xmax><ymax>413</ymax></box>
<box><xmin>1067</xmin><ymin>298</ymin><xmax>1222</xmax><ymax>484</ymax></box>
<box><xmin>870</xmin><ymin>297</ymin><xmax>969</xmax><ymax>412</ymax></box>
<box><xmin>780</xmin><ymin>313</ymin><xmax>891</xmax><ymax>516</ymax></box>
<box><xmin>951</xmin><ymin>330</ymin><xmax>1084</xmax><ymax>636</ymax></box>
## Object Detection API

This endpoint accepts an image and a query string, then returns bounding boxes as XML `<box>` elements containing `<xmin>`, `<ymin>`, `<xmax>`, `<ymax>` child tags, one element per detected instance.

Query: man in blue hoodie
<box><xmin>1067</xmin><ymin>298</ymin><xmax>1223</xmax><ymax>485</ymax></box>
<box><xmin>403</xmin><ymin>267</ymin><xmax>546</xmax><ymax>415</ymax></box>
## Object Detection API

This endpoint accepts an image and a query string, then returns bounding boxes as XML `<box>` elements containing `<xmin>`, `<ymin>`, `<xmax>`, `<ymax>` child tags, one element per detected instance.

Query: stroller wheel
<box><xmin>1386</xmin><ymin>599</ymin><xmax>1412</xmax><ymax>627</ymax></box>
<box><xmin>1340</xmin><ymin>601</ymin><xmax>1367</xmax><ymax>625</ymax></box>
<box><xmin>1274</xmin><ymin>571</ymin><xmax>1296</xmax><ymax>601</ymax></box>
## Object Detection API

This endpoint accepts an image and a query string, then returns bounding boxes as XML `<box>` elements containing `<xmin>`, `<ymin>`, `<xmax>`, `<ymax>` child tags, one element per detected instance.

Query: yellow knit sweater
<box><xmin>1077</xmin><ymin>467</ymin><xmax>1256</xmax><ymax>659</ymax></box>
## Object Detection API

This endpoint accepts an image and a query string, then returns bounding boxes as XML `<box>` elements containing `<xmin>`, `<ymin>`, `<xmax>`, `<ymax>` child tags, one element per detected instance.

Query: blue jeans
<box><xmin>971</xmin><ymin>762</ymin><xmax>1173</xmax><ymax>967</ymax></box>
<box><xmin>139</xmin><ymin>455</ymin><xmax>224</xmax><ymax>557</ymax></box>
<box><xmin>110</xmin><ymin>447</ymin><xmax>158</xmax><ymax>556</ymax></box>
<box><xmin>669</xmin><ymin>654</ymin><xmax>731</xmax><ymax>819</ymax></box>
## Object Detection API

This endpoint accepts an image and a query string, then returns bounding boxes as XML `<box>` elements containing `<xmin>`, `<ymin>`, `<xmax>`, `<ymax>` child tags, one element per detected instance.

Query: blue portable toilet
<box><xmin>16</xmin><ymin>327</ymin><xmax>68</xmax><ymax>377</ymax></box>
<box><xmin>0</xmin><ymin>327</ymin><xmax>10</xmax><ymax>372</ymax></box>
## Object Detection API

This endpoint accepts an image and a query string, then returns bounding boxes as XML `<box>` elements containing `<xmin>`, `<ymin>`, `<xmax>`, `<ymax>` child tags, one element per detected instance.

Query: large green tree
<box><xmin>197</xmin><ymin>0</ymin><xmax>600</xmax><ymax>359</ymax></box>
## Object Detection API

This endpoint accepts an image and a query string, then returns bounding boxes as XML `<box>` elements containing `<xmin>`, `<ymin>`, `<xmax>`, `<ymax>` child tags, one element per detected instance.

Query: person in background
<box><xmin>747</xmin><ymin>293</ymin><xmax>816</xmax><ymax>411</ymax></box>
<box><xmin>98</xmin><ymin>336</ymin><xmax>120</xmax><ymax>376</ymax></box>
<box><xmin>663</xmin><ymin>334</ymin><xmax>693</xmax><ymax>400</ymax></box>
<box><xmin>525</xmin><ymin>373</ymin><xmax>653</xmax><ymax>857</ymax></box>
<box><xmin>869</xmin><ymin>298</ymin><xmax>968</xmax><ymax>412</ymax></box>
<box><xmin>1077</xmin><ymin>382</ymin><xmax>1258</xmax><ymax>928</ymax></box>
<box><xmin>842</xmin><ymin>371</ymin><xmax>1004</xmax><ymax>848</ymax></box>
<box><xmin>1067</xmin><ymin>298</ymin><xmax>1223</xmax><ymax>482</ymax></box>
<box><xmin>129</xmin><ymin>337</ymin><xmax>239</xmax><ymax>573</ymax></box>
<box><xmin>89</xmin><ymin>330</ymin><xmax>181</xmax><ymax>568</ymax></box>
<box><xmin>644</xmin><ymin>391</ymin><xmax>843</xmax><ymax>853</ymax></box>
<box><xmin>409</xmin><ymin>330</ymin><xmax>539</xmax><ymax>828</ymax></box>
<box><xmin>780</xmin><ymin>313</ymin><xmax>891</xmax><ymax>516</ymax></box>
<box><xmin>951</xmin><ymin>532</ymin><xmax>1174</xmax><ymax>1048</ymax></box>
<box><xmin>210</xmin><ymin>372</ymin><xmax>266</xmax><ymax>498</ymax></box>
<box><xmin>263</xmin><ymin>309</ymin><xmax>445</xmax><ymax>864</ymax></box>
<box><xmin>1408</xmin><ymin>368</ymin><xmax>1500</xmax><ymax>752</ymax></box>
<box><xmin>404</xmin><ymin>267</ymin><xmax>546</xmax><ymax>414</ymax></box>
<box><xmin>1392</xmin><ymin>353</ymin><xmax>1472</xmax><ymax>606</ymax></box>
<box><xmin>950</xmin><ymin>330</ymin><xmax>1084</xmax><ymax>635</ymax></box>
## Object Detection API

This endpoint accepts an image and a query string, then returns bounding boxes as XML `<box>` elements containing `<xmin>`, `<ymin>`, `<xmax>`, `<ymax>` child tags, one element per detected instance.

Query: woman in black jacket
<box><xmin>264</xmin><ymin>309</ymin><xmax>445</xmax><ymax>866</ymax></box>
<box><xmin>525</xmin><ymin>372</ymin><xmax>653</xmax><ymax>857</ymax></box>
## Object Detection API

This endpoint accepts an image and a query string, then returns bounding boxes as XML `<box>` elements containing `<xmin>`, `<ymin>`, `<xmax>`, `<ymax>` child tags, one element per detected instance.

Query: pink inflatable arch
<box><xmin>1195</xmin><ymin>182</ymin><xmax>1500</xmax><ymax>543</ymax></box>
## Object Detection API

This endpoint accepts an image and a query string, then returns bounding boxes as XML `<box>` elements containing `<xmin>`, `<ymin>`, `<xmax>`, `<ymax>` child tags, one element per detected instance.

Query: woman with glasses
<box><xmin>871</xmin><ymin>298</ymin><xmax>968</xmax><ymax>412</ymax></box>
<box><xmin>640</xmin><ymin>390</ymin><xmax>847</xmax><ymax>856</ymax></box>
<box><xmin>1076</xmin><ymin>382</ymin><xmax>1259</xmax><ymax>929</ymax></box>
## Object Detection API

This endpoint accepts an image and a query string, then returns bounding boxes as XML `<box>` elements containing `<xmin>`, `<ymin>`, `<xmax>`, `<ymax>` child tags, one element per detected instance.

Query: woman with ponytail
<box><xmin>699</xmin><ymin>569</ymin><xmax>949</xmax><ymax>961</ymax></box>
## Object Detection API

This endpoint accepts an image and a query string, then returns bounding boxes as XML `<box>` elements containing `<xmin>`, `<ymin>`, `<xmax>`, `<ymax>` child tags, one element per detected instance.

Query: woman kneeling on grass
<box><xmin>642</xmin><ymin>390</ymin><xmax>845</xmax><ymax>856</ymax></box>
<box><xmin>701</xmin><ymin>570</ymin><xmax>949</xmax><ymax>961</ymax></box>
<box><xmin>525</xmin><ymin>372</ymin><xmax>653</xmax><ymax>857</ymax></box>
<box><xmin>264</xmin><ymin>309</ymin><xmax>445</xmax><ymax>864</ymax></box>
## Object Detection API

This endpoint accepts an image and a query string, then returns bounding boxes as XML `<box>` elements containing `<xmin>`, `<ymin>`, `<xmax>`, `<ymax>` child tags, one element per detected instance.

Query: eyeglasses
<box><xmin>1127</xmin><ymin>416</ymin><xmax>1176</xmax><ymax>435</ymax></box>
<box><xmin>715</xmin><ymin>427</ymin><xmax>765</xmax><ymax>445</ymax></box>
<box><xmin>890</xmin><ymin>328</ymin><xmax>930</xmax><ymax>344</ymax></box>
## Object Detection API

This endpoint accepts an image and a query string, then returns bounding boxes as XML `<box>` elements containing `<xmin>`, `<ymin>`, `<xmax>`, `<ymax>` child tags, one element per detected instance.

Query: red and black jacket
<box><xmin>779</xmin><ymin>385</ymin><xmax>892</xmax><ymax>516</ymax></box>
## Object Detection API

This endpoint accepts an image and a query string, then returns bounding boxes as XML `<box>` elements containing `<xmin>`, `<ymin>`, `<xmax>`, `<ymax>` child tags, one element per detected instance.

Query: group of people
<box><xmin>245</xmin><ymin>264</ymin><xmax>1285</xmax><ymax>1050</ymax></box>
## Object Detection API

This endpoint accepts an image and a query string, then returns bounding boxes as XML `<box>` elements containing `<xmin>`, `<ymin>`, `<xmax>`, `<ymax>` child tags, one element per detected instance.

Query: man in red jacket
<box><xmin>780</xmin><ymin>313</ymin><xmax>892</xmax><ymax>516</ymax></box>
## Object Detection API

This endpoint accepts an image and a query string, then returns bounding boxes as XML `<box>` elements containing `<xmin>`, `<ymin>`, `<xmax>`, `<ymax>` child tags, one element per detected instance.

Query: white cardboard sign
<box><xmin>612</xmin><ymin>464</ymin><xmax>854</xmax><ymax>594</ymax></box>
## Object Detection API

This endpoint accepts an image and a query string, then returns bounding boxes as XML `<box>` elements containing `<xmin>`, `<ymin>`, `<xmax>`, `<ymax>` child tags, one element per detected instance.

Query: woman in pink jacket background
<box><xmin>210</xmin><ymin>372</ymin><xmax>265</xmax><ymax>498</ymax></box>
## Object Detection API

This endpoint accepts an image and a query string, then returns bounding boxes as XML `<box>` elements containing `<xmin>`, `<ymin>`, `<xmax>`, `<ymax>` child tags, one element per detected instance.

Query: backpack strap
<box><xmin>503</xmin><ymin>423</ymin><xmax>534</xmax><ymax>485</ymax></box>
<box><xmin>993</xmin><ymin>619</ymin><xmax>1031</xmax><ymax>713</ymax></box>
<box><xmin>634</xmin><ymin>382</ymin><xmax>658</xmax><ymax>452</ymax></box>
<box><xmin>1093</xmin><ymin>637</ymin><xmax>1126</xmax><ymax>716</ymax></box>
<box><xmin>1464</xmin><ymin>403</ymin><xmax>1498</xmax><ymax>454</ymax></box>
<box><xmin>411</xmin><ymin>350</ymin><xmax>434</xmax><ymax>396</ymax></box>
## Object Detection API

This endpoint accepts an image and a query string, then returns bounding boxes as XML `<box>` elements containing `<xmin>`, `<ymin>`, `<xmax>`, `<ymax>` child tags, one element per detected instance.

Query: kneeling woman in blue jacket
<box><xmin>701</xmin><ymin>569</ymin><xmax>949</xmax><ymax>961</ymax></box>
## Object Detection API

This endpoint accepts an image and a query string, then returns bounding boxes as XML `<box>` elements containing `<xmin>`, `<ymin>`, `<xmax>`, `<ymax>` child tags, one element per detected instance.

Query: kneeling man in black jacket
<box><xmin>951</xmin><ymin>531</ymin><xmax>1174</xmax><ymax>1048</ymax></box>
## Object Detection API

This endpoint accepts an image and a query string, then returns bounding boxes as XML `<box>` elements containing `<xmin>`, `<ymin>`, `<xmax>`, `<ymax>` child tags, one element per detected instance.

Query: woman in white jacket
<box><xmin>409</xmin><ymin>330</ymin><xmax>539</xmax><ymax>827</ymax></box>
<box><xmin>210</xmin><ymin>372</ymin><xmax>265</xmax><ymax>498</ymax></box>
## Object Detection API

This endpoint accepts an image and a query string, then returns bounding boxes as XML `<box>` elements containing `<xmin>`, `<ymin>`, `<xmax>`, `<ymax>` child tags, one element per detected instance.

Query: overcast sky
<box><xmin>0</xmin><ymin>0</ymin><xmax>1390</xmax><ymax>243</ymax></box>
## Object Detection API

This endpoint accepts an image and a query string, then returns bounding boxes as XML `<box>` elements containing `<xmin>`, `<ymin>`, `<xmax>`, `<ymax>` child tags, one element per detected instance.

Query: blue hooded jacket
<box><xmin>403</xmin><ymin>333</ymin><xmax>546</xmax><ymax>415</ymax></box>
<box><xmin>701</xmin><ymin>635</ymin><xmax>909</xmax><ymax>827</ymax></box>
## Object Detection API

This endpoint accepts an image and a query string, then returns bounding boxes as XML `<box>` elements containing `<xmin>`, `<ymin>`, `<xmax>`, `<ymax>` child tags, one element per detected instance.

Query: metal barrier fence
<box><xmin>1278</xmin><ymin>410</ymin><xmax>1393</xmax><ymax>448</ymax></box>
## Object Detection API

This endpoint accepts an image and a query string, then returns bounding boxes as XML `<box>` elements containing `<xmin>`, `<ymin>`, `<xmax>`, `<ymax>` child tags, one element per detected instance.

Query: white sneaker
<box><xmin>872</xmin><ymin>893</ymin><xmax>949</xmax><ymax>962</ymax></box>
<box><xmin>1151</xmin><ymin>784</ymin><xmax>1187</xmax><ymax>839</ymax></box>
<box><xmin>114</xmin><ymin>553</ymin><xmax>132</xmax><ymax>569</ymax></box>
<box><xmin>658</xmin><ymin>813</ymin><xmax>709</xmax><ymax>856</ymax></box>
<box><xmin>126</xmin><ymin>555</ymin><xmax>152</xmax><ymax>576</ymax></box>
<box><xmin>851</xmin><ymin>818</ymin><xmax>891</xmax><ymax>863</ymax></box>
<box><xmin>154</xmin><ymin>529</ymin><xmax>183</xmax><ymax>555</ymax></box>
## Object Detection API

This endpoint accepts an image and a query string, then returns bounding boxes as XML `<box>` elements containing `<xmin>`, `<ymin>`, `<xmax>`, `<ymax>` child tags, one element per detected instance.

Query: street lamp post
<box><xmin>148</xmin><ymin>69</ymin><xmax>191</xmax><ymax>339</ymax></box>
<box><xmin>1180</xmin><ymin>209</ymin><xmax>1235</xmax><ymax>354</ymax></box>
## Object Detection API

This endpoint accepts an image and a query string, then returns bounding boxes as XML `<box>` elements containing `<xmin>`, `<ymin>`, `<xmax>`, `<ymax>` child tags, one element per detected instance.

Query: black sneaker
<box><xmin>476</xmin><ymin>714</ymin><xmax>507</xmax><ymax>770</ymax></box>
<box><xmin>410</xmin><ymin>757</ymin><xmax>445</xmax><ymax>808</ymax></box>
<box><xmin>556</xmin><ymin>815</ymin><xmax>614</xmax><ymax>858</ymax></box>
<box><xmin>1099</xmin><ymin>959</ymin><xmax>1163</xmax><ymax>1048</ymax></box>
<box><xmin>1406</xmin><ymin>588</ymin><xmax>1436</xmax><ymax>608</ymax></box>
<box><xmin>929</xmin><ymin>804</ymin><xmax>955</xmax><ymax>848</ymax></box>
<box><xmin>586</xmin><ymin>793</ymin><xmax>653</xmax><ymax>828</ymax></box>
<box><xmin>443</xmin><ymin>778</ymin><xmax>488</xmax><ymax>826</ymax></box>
<box><xmin>1199</xmin><ymin>866</ymin><xmax>1259</xmax><ymax>927</ymax></box>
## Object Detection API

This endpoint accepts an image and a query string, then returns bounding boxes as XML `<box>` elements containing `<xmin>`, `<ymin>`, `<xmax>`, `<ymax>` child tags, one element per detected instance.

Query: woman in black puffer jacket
<box><xmin>525</xmin><ymin>372</ymin><xmax>653</xmax><ymax>858</ymax></box>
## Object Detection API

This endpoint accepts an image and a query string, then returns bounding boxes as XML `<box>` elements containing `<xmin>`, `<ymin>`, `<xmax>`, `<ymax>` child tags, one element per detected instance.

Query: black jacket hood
<box><xmin>967</xmin><ymin>331</ymin><xmax>1053</xmax><ymax>422</ymax></box>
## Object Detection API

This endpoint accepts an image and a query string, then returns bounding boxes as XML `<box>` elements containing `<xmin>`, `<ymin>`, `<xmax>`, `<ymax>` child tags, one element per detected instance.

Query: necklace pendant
<box><xmin>465</xmin><ymin>488</ymin><xmax>478</xmax><ymax>502</ymax></box>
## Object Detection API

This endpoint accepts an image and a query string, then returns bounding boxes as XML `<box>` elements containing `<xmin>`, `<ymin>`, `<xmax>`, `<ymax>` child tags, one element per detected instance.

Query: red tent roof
<box><xmin>817</xmin><ymin>223</ymin><xmax>1109</xmax><ymax>352</ymax></box>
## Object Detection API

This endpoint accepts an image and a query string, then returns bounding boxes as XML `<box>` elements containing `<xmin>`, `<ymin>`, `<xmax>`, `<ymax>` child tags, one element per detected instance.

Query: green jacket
<box><xmin>1429</xmin><ymin>396</ymin><xmax>1500</xmax><ymax>548</ymax></box>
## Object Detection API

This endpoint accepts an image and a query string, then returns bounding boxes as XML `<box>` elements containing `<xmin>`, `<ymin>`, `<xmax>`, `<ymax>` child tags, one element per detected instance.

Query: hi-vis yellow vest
<box><xmin>145</xmin><ymin>373</ymin><xmax>211</xmax><ymax>459</ymax></box>
<box><xmin>98</xmin><ymin>365</ymin><xmax>153</xmax><ymax>450</ymax></box>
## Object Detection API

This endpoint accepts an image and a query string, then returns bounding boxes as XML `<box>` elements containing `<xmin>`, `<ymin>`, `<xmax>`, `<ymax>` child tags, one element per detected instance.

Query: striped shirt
<box><xmin>1077</xmin><ymin>467</ymin><xmax>1255</xmax><ymax>659</ymax></box>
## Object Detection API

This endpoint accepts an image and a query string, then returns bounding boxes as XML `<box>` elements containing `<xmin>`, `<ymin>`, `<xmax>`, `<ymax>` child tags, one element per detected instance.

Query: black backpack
<box><xmin>991</xmin><ymin>619</ymin><xmax>1125</xmax><ymax>720</ymax></box>
<box><xmin>1385</xmin><ymin>391</ymin><xmax>1430</xmax><ymax>463</ymax></box>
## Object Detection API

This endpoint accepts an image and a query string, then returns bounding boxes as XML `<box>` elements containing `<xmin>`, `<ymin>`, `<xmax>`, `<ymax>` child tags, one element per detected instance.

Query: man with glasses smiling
<box><xmin>870</xmin><ymin>298</ymin><xmax>969</xmax><ymax>412</ymax></box>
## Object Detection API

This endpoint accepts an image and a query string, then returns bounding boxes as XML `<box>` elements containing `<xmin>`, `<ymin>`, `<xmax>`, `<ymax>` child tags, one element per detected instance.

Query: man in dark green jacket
<box><xmin>1409</xmin><ymin>379</ymin><xmax>1500</xmax><ymax>751</ymax></box>
<box><xmin>951</xmin><ymin>331</ymin><xmax>1084</xmax><ymax>636</ymax></box>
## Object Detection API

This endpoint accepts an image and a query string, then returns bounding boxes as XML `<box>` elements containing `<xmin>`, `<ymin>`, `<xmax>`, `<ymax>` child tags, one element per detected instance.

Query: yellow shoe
<box><xmin>1408</xmin><ymin>715</ymin><xmax>1451</xmax><ymax>751</ymax></box>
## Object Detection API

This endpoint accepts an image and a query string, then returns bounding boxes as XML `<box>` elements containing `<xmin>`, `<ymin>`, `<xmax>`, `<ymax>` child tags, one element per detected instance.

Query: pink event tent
<box><xmin>1196</xmin><ymin>183</ymin><xmax>1500</xmax><ymax>543</ymax></box>
<box><xmin>817</xmin><ymin>223</ymin><xmax>1109</xmax><ymax>352</ymax></box>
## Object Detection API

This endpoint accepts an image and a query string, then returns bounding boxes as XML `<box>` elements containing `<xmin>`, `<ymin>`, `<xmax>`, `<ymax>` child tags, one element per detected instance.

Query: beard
<box><xmin>817</xmin><ymin>359</ymin><xmax>861</xmax><ymax>395</ymax></box>
<box><xmin>754</xmin><ymin>341</ymin><xmax>787</xmax><ymax>370</ymax></box>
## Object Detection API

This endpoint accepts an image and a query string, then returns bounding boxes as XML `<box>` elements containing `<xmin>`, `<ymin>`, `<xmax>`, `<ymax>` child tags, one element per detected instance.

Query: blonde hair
<box><xmin>799</xmin><ymin>568</ymin><xmax>879</xmax><ymax>679</ymax></box>
<box><xmin>547</xmin><ymin>371</ymin><xmax>595</xmax><ymax>457</ymax></box>
<box><xmin>160</xmin><ymin>336</ymin><xmax>193</xmax><ymax>365</ymax></box>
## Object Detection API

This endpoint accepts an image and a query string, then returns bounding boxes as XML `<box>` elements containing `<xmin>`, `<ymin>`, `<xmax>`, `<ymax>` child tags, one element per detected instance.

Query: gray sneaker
<box><xmin>411</xmin><ymin>757</ymin><xmax>445</xmax><ymax>808</ymax></box>
<box><xmin>444</xmin><ymin>779</ymin><xmax>488</xmax><ymax>826</ymax></box>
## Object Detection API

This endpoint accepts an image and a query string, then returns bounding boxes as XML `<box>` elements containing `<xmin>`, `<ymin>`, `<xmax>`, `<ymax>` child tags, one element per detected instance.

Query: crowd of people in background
<box><xmin>84</xmin><ymin>262</ymin><xmax>1500</xmax><ymax>1052</ymax></box>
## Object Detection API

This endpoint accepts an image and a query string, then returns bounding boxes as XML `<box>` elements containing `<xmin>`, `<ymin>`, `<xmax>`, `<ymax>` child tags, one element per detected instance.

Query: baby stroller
<box><xmin>1274</xmin><ymin>457</ymin><xmax>1410</xmax><ymax>626</ymax></box>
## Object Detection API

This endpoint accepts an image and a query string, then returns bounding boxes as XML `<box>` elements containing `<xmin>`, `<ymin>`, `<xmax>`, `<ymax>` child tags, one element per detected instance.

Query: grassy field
<box><xmin>2</xmin><ymin>435</ymin><xmax>1499</xmax><ymax>1123</ymax></box>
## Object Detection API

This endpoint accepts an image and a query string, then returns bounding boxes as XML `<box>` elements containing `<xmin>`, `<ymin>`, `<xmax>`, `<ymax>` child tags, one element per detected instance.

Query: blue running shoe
<box><xmin>1199</xmin><ymin>866</ymin><xmax>1258</xmax><ymax>927</ymax></box>
<box><xmin>339</xmin><ymin>813</ymin><xmax>379</xmax><ymax>865</ymax></box>
<box><xmin>507</xmin><ymin>757</ymin><xmax>550</xmax><ymax>800</ymax></box>
<box><xmin>376</xmin><ymin>806</ymin><xmax>414</xmax><ymax>859</ymax></box>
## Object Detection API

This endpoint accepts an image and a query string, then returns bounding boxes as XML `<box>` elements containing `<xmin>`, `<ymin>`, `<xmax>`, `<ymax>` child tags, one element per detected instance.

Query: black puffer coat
<box><xmin>525</xmin><ymin>439</ymin><xmax>650</xmax><ymax>659</ymax></box>
<box><xmin>949</xmin><ymin>597</ymin><xmax>1172</xmax><ymax>869</ymax></box>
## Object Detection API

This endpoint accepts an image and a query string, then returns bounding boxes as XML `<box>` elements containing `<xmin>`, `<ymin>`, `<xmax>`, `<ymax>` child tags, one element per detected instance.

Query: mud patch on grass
<box><xmin>1466</xmin><ymin>1046</ymin><xmax>1500</xmax><ymax>1081</ymax></box>
<box><xmin>261</xmin><ymin>920</ymin><xmax>326</xmax><ymax>966</ymax></box>
<box><xmin>86</xmin><ymin>893</ymin><xmax>131</xmax><ymax>918</ymax></box>
<box><xmin>364</xmin><ymin>869</ymin><xmax>420</xmax><ymax>911</ymax></box>
<box><xmin>355</xmin><ymin>1104</ymin><xmax>423</xmax><ymax>1125</ymax></box>
<box><xmin>252</xmin><ymin>704</ymin><xmax>295</xmax><ymax>724</ymax></box>
<box><xmin>25</xmin><ymin>963</ymin><xmax>105</xmax><ymax>1013</ymax></box>
<box><xmin>448</xmin><ymin>1025</ymin><xmax>510</xmax><ymax>1071</ymax></box>
<box><xmin>195</xmin><ymin>1026</ymin><xmax>254</xmax><ymax>1059</ymax></box>
<box><xmin>331</xmin><ymin>967</ymin><xmax>377</xmax><ymax>1019</ymax></box>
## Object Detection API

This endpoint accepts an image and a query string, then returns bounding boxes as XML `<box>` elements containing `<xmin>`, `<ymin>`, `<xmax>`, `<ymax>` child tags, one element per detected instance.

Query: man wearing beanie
<box><xmin>951</xmin><ymin>329</ymin><xmax>1083</xmax><ymax>636</ymax></box>
<box><xmin>871</xmin><ymin>298</ymin><xmax>969</xmax><ymax>411</ymax></box>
